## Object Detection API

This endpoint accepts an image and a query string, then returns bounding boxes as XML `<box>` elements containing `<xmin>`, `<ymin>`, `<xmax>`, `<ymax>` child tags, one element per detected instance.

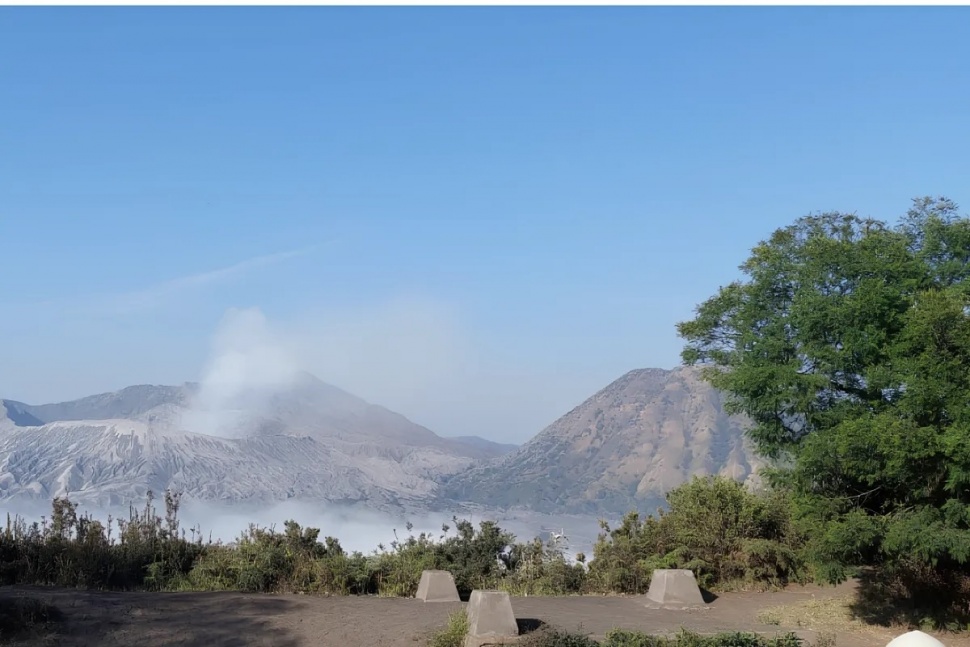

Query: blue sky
<box><xmin>3</xmin><ymin>7</ymin><xmax>970</xmax><ymax>442</ymax></box>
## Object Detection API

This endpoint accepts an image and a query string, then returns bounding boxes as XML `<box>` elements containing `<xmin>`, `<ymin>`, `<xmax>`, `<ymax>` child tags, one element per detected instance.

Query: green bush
<box><xmin>0</xmin><ymin>483</ymin><xmax>806</xmax><ymax>600</ymax></box>
<box><xmin>371</xmin><ymin>525</ymin><xmax>441</xmax><ymax>597</ymax></box>
<box><xmin>0</xmin><ymin>491</ymin><xmax>205</xmax><ymax>591</ymax></box>
<box><xmin>602</xmin><ymin>630</ymin><xmax>803</xmax><ymax>647</ymax></box>
<box><xmin>521</xmin><ymin>627</ymin><xmax>599</xmax><ymax>647</ymax></box>
<box><xmin>587</xmin><ymin>477</ymin><xmax>807</xmax><ymax>593</ymax></box>
<box><xmin>427</xmin><ymin>610</ymin><xmax>468</xmax><ymax>647</ymax></box>
<box><xmin>435</xmin><ymin>519</ymin><xmax>516</xmax><ymax>596</ymax></box>
<box><xmin>0</xmin><ymin>493</ymin><xmax>586</xmax><ymax>597</ymax></box>
<box><xmin>499</xmin><ymin>537</ymin><xmax>587</xmax><ymax>596</ymax></box>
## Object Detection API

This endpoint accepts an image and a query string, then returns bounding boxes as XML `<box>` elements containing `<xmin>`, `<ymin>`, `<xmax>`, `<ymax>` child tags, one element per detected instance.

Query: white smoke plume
<box><xmin>182</xmin><ymin>307</ymin><xmax>302</xmax><ymax>438</ymax></box>
<box><xmin>179</xmin><ymin>298</ymin><xmax>474</xmax><ymax>439</ymax></box>
<box><xmin>199</xmin><ymin>307</ymin><xmax>300</xmax><ymax>401</ymax></box>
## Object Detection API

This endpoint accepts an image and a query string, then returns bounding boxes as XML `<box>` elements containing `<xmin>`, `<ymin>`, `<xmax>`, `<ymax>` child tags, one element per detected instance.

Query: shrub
<box><xmin>0</xmin><ymin>491</ymin><xmax>204</xmax><ymax>591</ymax></box>
<box><xmin>435</xmin><ymin>519</ymin><xmax>516</xmax><ymax>596</ymax></box>
<box><xmin>587</xmin><ymin>477</ymin><xmax>807</xmax><ymax>593</ymax></box>
<box><xmin>520</xmin><ymin>627</ymin><xmax>599</xmax><ymax>647</ymax></box>
<box><xmin>501</xmin><ymin>537</ymin><xmax>587</xmax><ymax>596</ymax></box>
<box><xmin>0</xmin><ymin>494</ymin><xmax>584</xmax><ymax>597</ymax></box>
<box><xmin>0</xmin><ymin>485</ymin><xmax>807</xmax><ymax>601</ymax></box>
<box><xmin>372</xmin><ymin>525</ymin><xmax>441</xmax><ymax>597</ymax></box>
<box><xmin>601</xmin><ymin>630</ymin><xmax>804</xmax><ymax>647</ymax></box>
<box><xmin>427</xmin><ymin>610</ymin><xmax>468</xmax><ymax>647</ymax></box>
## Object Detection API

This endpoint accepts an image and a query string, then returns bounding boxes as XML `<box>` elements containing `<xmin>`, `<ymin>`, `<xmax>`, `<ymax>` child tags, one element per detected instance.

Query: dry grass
<box><xmin>757</xmin><ymin>596</ymin><xmax>878</xmax><ymax>635</ymax></box>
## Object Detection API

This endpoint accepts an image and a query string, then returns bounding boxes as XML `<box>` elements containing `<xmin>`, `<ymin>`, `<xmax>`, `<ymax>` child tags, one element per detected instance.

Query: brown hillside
<box><xmin>441</xmin><ymin>366</ymin><xmax>764</xmax><ymax>515</ymax></box>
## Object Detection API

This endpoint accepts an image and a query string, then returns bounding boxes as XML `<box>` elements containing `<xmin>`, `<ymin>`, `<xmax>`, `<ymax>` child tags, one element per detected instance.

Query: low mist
<box><xmin>177</xmin><ymin>500</ymin><xmax>456</xmax><ymax>552</ymax></box>
<box><xmin>4</xmin><ymin>497</ymin><xmax>602</xmax><ymax>559</ymax></box>
<box><xmin>4</xmin><ymin>497</ymin><xmax>450</xmax><ymax>553</ymax></box>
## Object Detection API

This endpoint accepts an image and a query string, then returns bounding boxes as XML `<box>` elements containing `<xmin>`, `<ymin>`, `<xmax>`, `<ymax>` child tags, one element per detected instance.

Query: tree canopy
<box><xmin>677</xmin><ymin>197</ymin><xmax>970</xmax><ymax>582</ymax></box>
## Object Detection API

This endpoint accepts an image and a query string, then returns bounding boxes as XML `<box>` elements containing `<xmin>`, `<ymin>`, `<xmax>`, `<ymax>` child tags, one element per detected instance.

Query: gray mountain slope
<box><xmin>0</xmin><ymin>373</ymin><xmax>508</xmax><ymax>509</ymax></box>
<box><xmin>447</xmin><ymin>436</ymin><xmax>518</xmax><ymax>456</ymax></box>
<box><xmin>439</xmin><ymin>365</ymin><xmax>764</xmax><ymax>516</ymax></box>
<box><xmin>0</xmin><ymin>401</ymin><xmax>45</xmax><ymax>427</ymax></box>
<box><xmin>3</xmin><ymin>384</ymin><xmax>193</xmax><ymax>424</ymax></box>
<box><xmin>2</xmin><ymin>373</ymin><xmax>502</xmax><ymax>459</ymax></box>
<box><xmin>0</xmin><ymin>419</ymin><xmax>456</xmax><ymax>509</ymax></box>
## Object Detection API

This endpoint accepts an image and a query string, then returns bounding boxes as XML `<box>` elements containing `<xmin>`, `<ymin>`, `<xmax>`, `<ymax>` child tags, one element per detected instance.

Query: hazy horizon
<box><xmin>4</xmin><ymin>7</ymin><xmax>970</xmax><ymax>444</ymax></box>
<box><xmin>1</xmin><ymin>495</ymin><xmax>603</xmax><ymax>560</ymax></box>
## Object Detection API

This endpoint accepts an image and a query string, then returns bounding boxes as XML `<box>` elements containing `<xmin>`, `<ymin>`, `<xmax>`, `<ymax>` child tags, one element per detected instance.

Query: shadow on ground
<box><xmin>517</xmin><ymin>618</ymin><xmax>547</xmax><ymax>634</ymax></box>
<box><xmin>0</xmin><ymin>586</ymin><xmax>304</xmax><ymax>647</ymax></box>
<box><xmin>0</xmin><ymin>593</ymin><xmax>65</xmax><ymax>645</ymax></box>
<box><xmin>849</xmin><ymin>567</ymin><xmax>970</xmax><ymax>630</ymax></box>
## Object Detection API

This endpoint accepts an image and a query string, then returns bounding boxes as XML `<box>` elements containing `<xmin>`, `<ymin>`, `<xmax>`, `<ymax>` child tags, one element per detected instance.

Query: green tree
<box><xmin>676</xmin><ymin>197</ymin><xmax>970</xmax><ymax>589</ymax></box>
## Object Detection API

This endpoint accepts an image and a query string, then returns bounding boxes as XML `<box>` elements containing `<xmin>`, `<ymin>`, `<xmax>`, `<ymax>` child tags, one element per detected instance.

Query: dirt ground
<box><xmin>0</xmin><ymin>580</ymin><xmax>963</xmax><ymax>647</ymax></box>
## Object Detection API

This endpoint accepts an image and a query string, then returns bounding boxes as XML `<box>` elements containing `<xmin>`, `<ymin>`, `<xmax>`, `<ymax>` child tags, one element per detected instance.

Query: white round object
<box><xmin>886</xmin><ymin>631</ymin><xmax>946</xmax><ymax>647</ymax></box>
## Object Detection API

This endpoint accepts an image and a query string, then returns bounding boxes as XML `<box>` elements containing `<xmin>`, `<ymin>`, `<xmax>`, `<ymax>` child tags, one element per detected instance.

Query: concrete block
<box><xmin>644</xmin><ymin>568</ymin><xmax>706</xmax><ymax>609</ymax></box>
<box><xmin>416</xmin><ymin>569</ymin><xmax>460</xmax><ymax>602</ymax></box>
<box><xmin>886</xmin><ymin>631</ymin><xmax>946</xmax><ymax>647</ymax></box>
<box><xmin>465</xmin><ymin>590</ymin><xmax>518</xmax><ymax>641</ymax></box>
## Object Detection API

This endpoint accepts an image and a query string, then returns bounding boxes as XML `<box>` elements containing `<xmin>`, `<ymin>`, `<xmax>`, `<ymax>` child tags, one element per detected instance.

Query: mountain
<box><xmin>3</xmin><ymin>384</ymin><xmax>192</xmax><ymax>424</ymax></box>
<box><xmin>0</xmin><ymin>367</ymin><xmax>764</xmax><ymax>519</ymax></box>
<box><xmin>447</xmin><ymin>436</ymin><xmax>518</xmax><ymax>456</ymax></box>
<box><xmin>439</xmin><ymin>366</ymin><xmax>764</xmax><ymax>515</ymax></box>
<box><xmin>0</xmin><ymin>375</ymin><xmax>508</xmax><ymax>510</ymax></box>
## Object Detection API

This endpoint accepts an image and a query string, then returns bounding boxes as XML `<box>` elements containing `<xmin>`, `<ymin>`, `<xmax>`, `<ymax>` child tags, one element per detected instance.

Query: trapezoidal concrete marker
<box><xmin>415</xmin><ymin>569</ymin><xmax>460</xmax><ymax>602</ymax></box>
<box><xmin>644</xmin><ymin>568</ymin><xmax>706</xmax><ymax>609</ymax></box>
<box><xmin>463</xmin><ymin>590</ymin><xmax>519</xmax><ymax>647</ymax></box>
<box><xmin>886</xmin><ymin>631</ymin><xmax>946</xmax><ymax>647</ymax></box>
